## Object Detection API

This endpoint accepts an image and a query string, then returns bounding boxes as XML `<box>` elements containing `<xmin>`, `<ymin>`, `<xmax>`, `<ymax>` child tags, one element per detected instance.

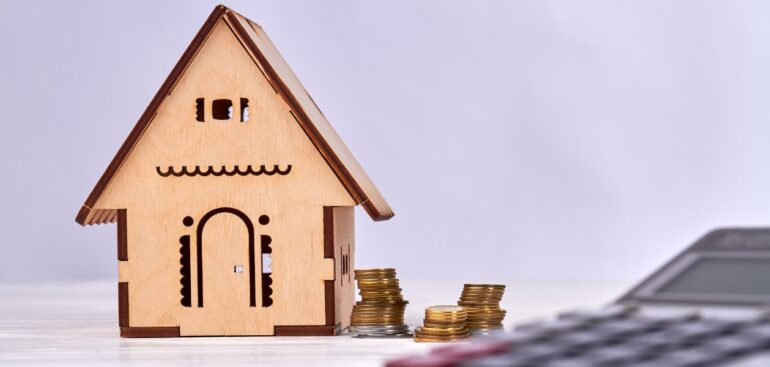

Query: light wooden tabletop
<box><xmin>0</xmin><ymin>279</ymin><xmax>629</xmax><ymax>366</ymax></box>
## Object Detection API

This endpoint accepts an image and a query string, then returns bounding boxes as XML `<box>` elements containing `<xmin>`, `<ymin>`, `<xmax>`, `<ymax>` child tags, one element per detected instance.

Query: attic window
<box><xmin>212</xmin><ymin>99</ymin><xmax>233</xmax><ymax>120</ymax></box>
<box><xmin>240</xmin><ymin>98</ymin><xmax>250</xmax><ymax>122</ymax></box>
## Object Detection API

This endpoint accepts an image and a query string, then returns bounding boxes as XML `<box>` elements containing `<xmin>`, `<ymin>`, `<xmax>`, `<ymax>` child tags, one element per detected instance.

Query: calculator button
<box><xmin>556</xmin><ymin>305</ymin><xmax>636</xmax><ymax>323</ymax></box>
<box><xmin>639</xmin><ymin>349</ymin><xmax>725</xmax><ymax>367</ymax></box>
<box><xmin>550</xmin><ymin>330</ymin><xmax>609</xmax><ymax>350</ymax></box>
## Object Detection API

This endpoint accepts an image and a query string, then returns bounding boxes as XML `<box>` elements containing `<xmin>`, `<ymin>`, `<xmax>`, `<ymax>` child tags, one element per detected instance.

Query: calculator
<box><xmin>387</xmin><ymin>228</ymin><xmax>770</xmax><ymax>367</ymax></box>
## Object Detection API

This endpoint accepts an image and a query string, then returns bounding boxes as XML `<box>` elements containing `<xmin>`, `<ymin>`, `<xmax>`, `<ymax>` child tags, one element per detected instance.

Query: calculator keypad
<box><xmin>386</xmin><ymin>307</ymin><xmax>770</xmax><ymax>367</ymax></box>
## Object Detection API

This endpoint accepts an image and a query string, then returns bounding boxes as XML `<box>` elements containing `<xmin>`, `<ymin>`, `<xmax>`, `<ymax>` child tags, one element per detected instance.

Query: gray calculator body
<box><xmin>615</xmin><ymin>227</ymin><xmax>770</xmax><ymax>366</ymax></box>
<box><xmin>389</xmin><ymin>228</ymin><xmax>770</xmax><ymax>367</ymax></box>
<box><xmin>619</xmin><ymin>227</ymin><xmax>770</xmax><ymax>307</ymax></box>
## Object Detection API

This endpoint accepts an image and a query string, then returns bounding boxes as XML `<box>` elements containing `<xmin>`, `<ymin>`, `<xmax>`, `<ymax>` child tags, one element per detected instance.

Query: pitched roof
<box><xmin>76</xmin><ymin>4</ymin><xmax>394</xmax><ymax>225</ymax></box>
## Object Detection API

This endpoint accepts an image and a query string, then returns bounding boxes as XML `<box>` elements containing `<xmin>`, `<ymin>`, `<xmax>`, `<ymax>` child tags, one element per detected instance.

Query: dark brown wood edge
<box><xmin>225</xmin><ymin>12</ymin><xmax>391</xmax><ymax>221</ymax></box>
<box><xmin>225</xmin><ymin>13</ymin><xmax>363</xmax><ymax>202</ymax></box>
<box><xmin>322</xmin><ymin>207</ymin><xmax>336</xmax><ymax>325</ymax></box>
<box><xmin>118</xmin><ymin>281</ymin><xmax>181</xmax><ymax>337</ymax></box>
<box><xmin>120</xmin><ymin>327</ymin><xmax>181</xmax><ymax>338</ymax></box>
<box><xmin>117</xmin><ymin>209</ymin><xmax>128</xmax><ymax>260</ymax></box>
<box><xmin>77</xmin><ymin>5</ymin><xmax>392</xmax><ymax>224</ymax></box>
<box><xmin>75</xmin><ymin>205</ymin><xmax>90</xmax><ymax>225</ymax></box>
<box><xmin>325</xmin><ymin>280</ymin><xmax>335</xmax><ymax>326</ymax></box>
<box><xmin>323</xmin><ymin>207</ymin><xmax>335</xmax><ymax>259</ymax></box>
<box><xmin>274</xmin><ymin>324</ymin><xmax>340</xmax><ymax>336</ymax></box>
<box><xmin>75</xmin><ymin>5</ymin><xmax>229</xmax><ymax>225</ymax></box>
<box><xmin>77</xmin><ymin>5</ymin><xmax>393</xmax><ymax>224</ymax></box>
<box><xmin>118</xmin><ymin>282</ymin><xmax>129</xmax><ymax>327</ymax></box>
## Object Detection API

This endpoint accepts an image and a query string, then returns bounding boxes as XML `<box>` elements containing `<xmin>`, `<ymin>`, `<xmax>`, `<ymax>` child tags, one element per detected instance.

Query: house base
<box><xmin>119</xmin><ymin>325</ymin><xmax>341</xmax><ymax>338</ymax></box>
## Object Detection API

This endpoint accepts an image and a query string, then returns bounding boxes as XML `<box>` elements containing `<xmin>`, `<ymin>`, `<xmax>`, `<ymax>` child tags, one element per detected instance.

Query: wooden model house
<box><xmin>75</xmin><ymin>5</ymin><xmax>394</xmax><ymax>337</ymax></box>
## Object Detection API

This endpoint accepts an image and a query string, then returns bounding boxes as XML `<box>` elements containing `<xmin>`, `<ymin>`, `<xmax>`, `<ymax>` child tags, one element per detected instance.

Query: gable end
<box><xmin>76</xmin><ymin>5</ymin><xmax>393</xmax><ymax>225</ymax></box>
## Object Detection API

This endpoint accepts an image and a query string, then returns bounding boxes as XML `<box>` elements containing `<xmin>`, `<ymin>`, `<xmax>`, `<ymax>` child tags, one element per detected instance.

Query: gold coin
<box><xmin>355</xmin><ymin>268</ymin><xmax>396</xmax><ymax>272</ymax></box>
<box><xmin>358</xmin><ymin>286</ymin><xmax>401</xmax><ymax>291</ymax></box>
<box><xmin>419</xmin><ymin>325</ymin><xmax>468</xmax><ymax>333</ymax></box>
<box><xmin>463</xmin><ymin>304</ymin><xmax>503</xmax><ymax>309</ymax></box>
<box><xmin>352</xmin><ymin>309</ymin><xmax>405</xmax><ymax>314</ymax></box>
<box><xmin>414</xmin><ymin>337</ymin><xmax>468</xmax><ymax>343</ymax></box>
<box><xmin>425</xmin><ymin>311</ymin><xmax>467</xmax><ymax>318</ymax></box>
<box><xmin>425</xmin><ymin>315</ymin><xmax>467</xmax><ymax>321</ymax></box>
<box><xmin>351</xmin><ymin>310</ymin><xmax>404</xmax><ymax>315</ymax></box>
<box><xmin>351</xmin><ymin>314</ymin><xmax>405</xmax><ymax>319</ymax></box>
<box><xmin>467</xmin><ymin>313</ymin><xmax>506</xmax><ymax>318</ymax></box>
<box><xmin>360</xmin><ymin>294</ymin><xmax>403</xmax><ymax>298</ymax></box>
<box><xmin>467</xmin><ymin>310</ymin><xmax>505</xmax><ymax>314</ymax></box>
<box><xmin>465</xmin><ymin>309</ymin><xmax>504</xmax><ymax>314</ymax></box>
<box><xmin>461</xmin><ymin>290</ymin><xmax>505</xmax><ymax>294</ymax></box>
<box><xmin>460</xmin><ymin>294</ymin><xmax>503</xmax><ymax>299</ymax></box>
<box><xmin>413</xmin><ymin>328</ymin><xmax>471</xmax><ymax>342</ymax></box>
<box><xmin>459</xmin><ymin>294</ymin><xmax>503</xmax><ymax>298</ymax></box>
<box><xmin>362</xmin><ymin>298</ymin><xmax>405</xmax><ymax>303</ymax></box>
<box><xmin>356</xmin><ymin>299</ymin><xmax>409</xmax><ymax>307</ymax></box>
<box><xmin>417</xmin><ymin>331</ymin><xmax>469</xmax><ymax>338</ymax></box>
<box><xmin>463</xmin><ymin>284</ymin><xmax>505</xmax><ymax>289</ymax></box>
<box><xmin>459</xmin><ymin>299</ymin><xmax>502</xmax><ymax>304</ymax></box>
<box><xmin>359</xmin><ymin>282</ymin><xmax>401</xmax><ymax>286</ymax></box>
<box><xmin>462</xmin><ymin>289</ymin><xmax>505</xmax><ymax>293</ymax></box>
<box><xmin>352</xmin><ymin>308</ymin><xmax>405</xmax><ymax>313</ymax></box>
<box><xmin>426</xmin><ymin>305</ymin><xmax>465</xmax><ymax>314</ymax></box>
<box><xmin>359</xmin><ymin>292</ymin><xmax>402</xmax><ymax>296</ymax></box>
<box><xmin>422</xmin><ymin>322</ymin><xmax>466</xmax><ymax>329</ymax></box>
<box><xmin>458</xmin><ymin>301</ymin><xmax>500</xmax><ymax>306</ymax></box>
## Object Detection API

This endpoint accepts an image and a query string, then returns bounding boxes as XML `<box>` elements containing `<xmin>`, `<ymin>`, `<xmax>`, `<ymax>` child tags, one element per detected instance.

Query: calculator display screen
<box><xmin>657</xmin><ymin>257</ymin><xmax>770</xmax><ymax>296</ymax></box>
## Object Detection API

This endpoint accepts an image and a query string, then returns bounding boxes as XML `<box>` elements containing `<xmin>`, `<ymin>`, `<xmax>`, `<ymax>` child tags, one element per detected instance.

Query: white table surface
<box><xmin>0</xmin><ymin>279</ymin><xmax>631</xmax><ymax>366</ymax></box>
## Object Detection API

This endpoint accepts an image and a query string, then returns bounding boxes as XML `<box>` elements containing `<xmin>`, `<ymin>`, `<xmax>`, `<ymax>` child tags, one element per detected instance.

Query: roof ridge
<box><xmin>76</xmin><ymin>5</ymin><xmax>393</xmax><ymax>225</ymax></box>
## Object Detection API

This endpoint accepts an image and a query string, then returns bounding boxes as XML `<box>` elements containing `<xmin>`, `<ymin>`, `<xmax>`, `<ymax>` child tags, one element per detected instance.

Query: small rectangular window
<box><xmin>212</xmin><ymin>99</ymin><xmax>233</xmax><ymax>120</ymax></box>
<box><xmin>240</xmin><ymin>98</ymin><xmax>250</xmax><ymax>122</ymax></box>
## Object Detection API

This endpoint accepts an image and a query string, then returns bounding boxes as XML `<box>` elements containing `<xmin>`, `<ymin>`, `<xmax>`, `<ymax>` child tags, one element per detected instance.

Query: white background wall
<box><xmin>1</xmin><ymin>0</ymin><xmax>769</xmax><ymax>284</ymax></box>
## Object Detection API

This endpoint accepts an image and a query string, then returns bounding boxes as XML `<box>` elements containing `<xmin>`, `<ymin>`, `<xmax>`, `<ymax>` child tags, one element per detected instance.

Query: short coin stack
<box><xmin>414</xmin><ymin>305</ymin><xmax>471</xmax><ymax>342</ymax></box>
<box><xmin>458</xmin><ymin>284</ymin><xmax>507</xmax><ymax>334</ymax></box>
<box><xmin>349</xmin><ymin>268</ymin><xmax>411</xmax><ymax>338</ymax></box>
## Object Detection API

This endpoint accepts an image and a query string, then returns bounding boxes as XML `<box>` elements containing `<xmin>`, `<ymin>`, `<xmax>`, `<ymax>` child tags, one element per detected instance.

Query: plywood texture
<box><xmin>84</xmin><ymin>16</ymin><xmax>361</xmax><ymax>336</ymax></box>
<box><xmin>331</xmin><ymin>206</ymin><xmax>355</xmax><ymax>330</ymax></box>
<box><xmin>76</xmin><ymin>5</ymin><xmax>393</xmax><ymax>225</ymax></box>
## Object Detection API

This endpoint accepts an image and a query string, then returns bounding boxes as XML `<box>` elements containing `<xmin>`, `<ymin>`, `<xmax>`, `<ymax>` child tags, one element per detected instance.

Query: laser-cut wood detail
<box><xmin>179</xmin><ymin>234</ymin><xmax>192</xmax><ymax>307</ymax></box>
<box><xmin>75</xmin><ymin>5</ymin><xmax>392</xmax><ymax>337</ymax></box>
<box><xmin>260</xmin><ymin>232</ymin><xmax>273</xmax><ymax>307</ymax></box>
<box><xmin>121</xmin><ymin>327</ymin><xmax>181</xmax><ymax>338</ymax></box>
<box><xmin>212</xmin><ymin>99</ymin><xmax>233</xmax><ymax>120</ymax></box>
<box><xmin>240</xmin><ymin>98</ymin><xmax>250</xmax><ymax>122</ymax></box>
<box><xmin>195</xmin><ymin>98</ymin><xmax>205</xmax><ymax>122</ymax></box>
<box><xmin>274</xmin><ymin>324</ymin><xmax>340</xmax><ymax>336</ymax></box>
<box><xmin>117</xmin><ymin>209</ymin><xmax>127</xmax><ymax>261</ymax></box>
<box><xmin>195</xmin><ymin>207</ymin><xmax>257</xmax><ymax>308</ymax></box>
<box><xmin>156</xmin><ymin>164</ymin><xmax>291</xmax><ymax>177</ymax></box>
<box><xmin>118</xmin><ymin>282</ymin><xmax>128</xmax><ymax>327</ymax></box>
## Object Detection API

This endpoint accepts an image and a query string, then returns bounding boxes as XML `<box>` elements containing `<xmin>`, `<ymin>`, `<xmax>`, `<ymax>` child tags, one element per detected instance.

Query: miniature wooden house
<box><xmin>75</xmin><ymin>5</ymin><xmax>393</xmax><ymax>337</ymax></box>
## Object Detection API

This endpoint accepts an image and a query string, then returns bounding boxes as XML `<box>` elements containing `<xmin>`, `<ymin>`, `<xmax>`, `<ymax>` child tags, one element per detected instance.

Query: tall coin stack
<box><xmin>414</xmin><ymin>305</ymin><xmax>471</xmax><ymax>342</ymax></box>
<box><xmin>349</xmin><ymin>268</ymin><xmax>412</xmax><ymax>337</ymax></box>
<box><xmin>458</xmin><ymin>284</ymin><xmax>507</xmax><ymax>334</ymax></box>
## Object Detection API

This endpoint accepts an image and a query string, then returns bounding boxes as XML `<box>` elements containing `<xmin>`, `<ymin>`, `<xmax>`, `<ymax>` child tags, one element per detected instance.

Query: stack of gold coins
<box><xmin>414</xmin><ymin>305</ymin><xmax>471</xmax><ymax>342</ymax></box>
<box><xmin>458</xmin><ymin>284</ymin><xmax>507</xmax><ymax>334</ymax></box>
<box><xmin>349</xmin><ymin>268</ymin><xmax>411</xmax><ymax>337</ymax></box>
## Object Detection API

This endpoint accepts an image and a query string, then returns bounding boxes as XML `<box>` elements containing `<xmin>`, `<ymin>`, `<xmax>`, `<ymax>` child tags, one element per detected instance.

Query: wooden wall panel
<box><xmin>91</xmin><ymin>20</ymin><xmax>355</xmax><ymax>336</ymax></box>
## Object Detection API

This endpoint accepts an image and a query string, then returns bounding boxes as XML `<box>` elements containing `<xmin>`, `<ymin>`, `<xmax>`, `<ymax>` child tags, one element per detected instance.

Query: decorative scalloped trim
<box><xmin>261</xmin><ymin>234</ymin><xmax>273</xmax><ymax>307</ymax></box>
<box><xmin>156</xmin><ymin>164</ymin><xmax>292</xmax><ymax>177</ymax></box>
<box><xmin>179</xmin><ymin>235</ymin><xmax>192</xmax><ymax>307</ymax></box>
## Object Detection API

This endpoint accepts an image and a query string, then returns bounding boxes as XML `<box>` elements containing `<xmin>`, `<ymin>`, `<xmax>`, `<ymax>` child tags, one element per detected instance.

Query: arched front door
<box><xmin>196</xmin><ymin>208</ymin><xmax>257</xmax><ymax>308</ymax></box>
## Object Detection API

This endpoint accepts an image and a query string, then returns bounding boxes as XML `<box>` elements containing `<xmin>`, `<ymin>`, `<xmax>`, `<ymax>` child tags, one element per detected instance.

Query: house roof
<box><xmin>76</xmin><ymin>5</ymin><xmax>394</xmax><ymax>225</ymax></box>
